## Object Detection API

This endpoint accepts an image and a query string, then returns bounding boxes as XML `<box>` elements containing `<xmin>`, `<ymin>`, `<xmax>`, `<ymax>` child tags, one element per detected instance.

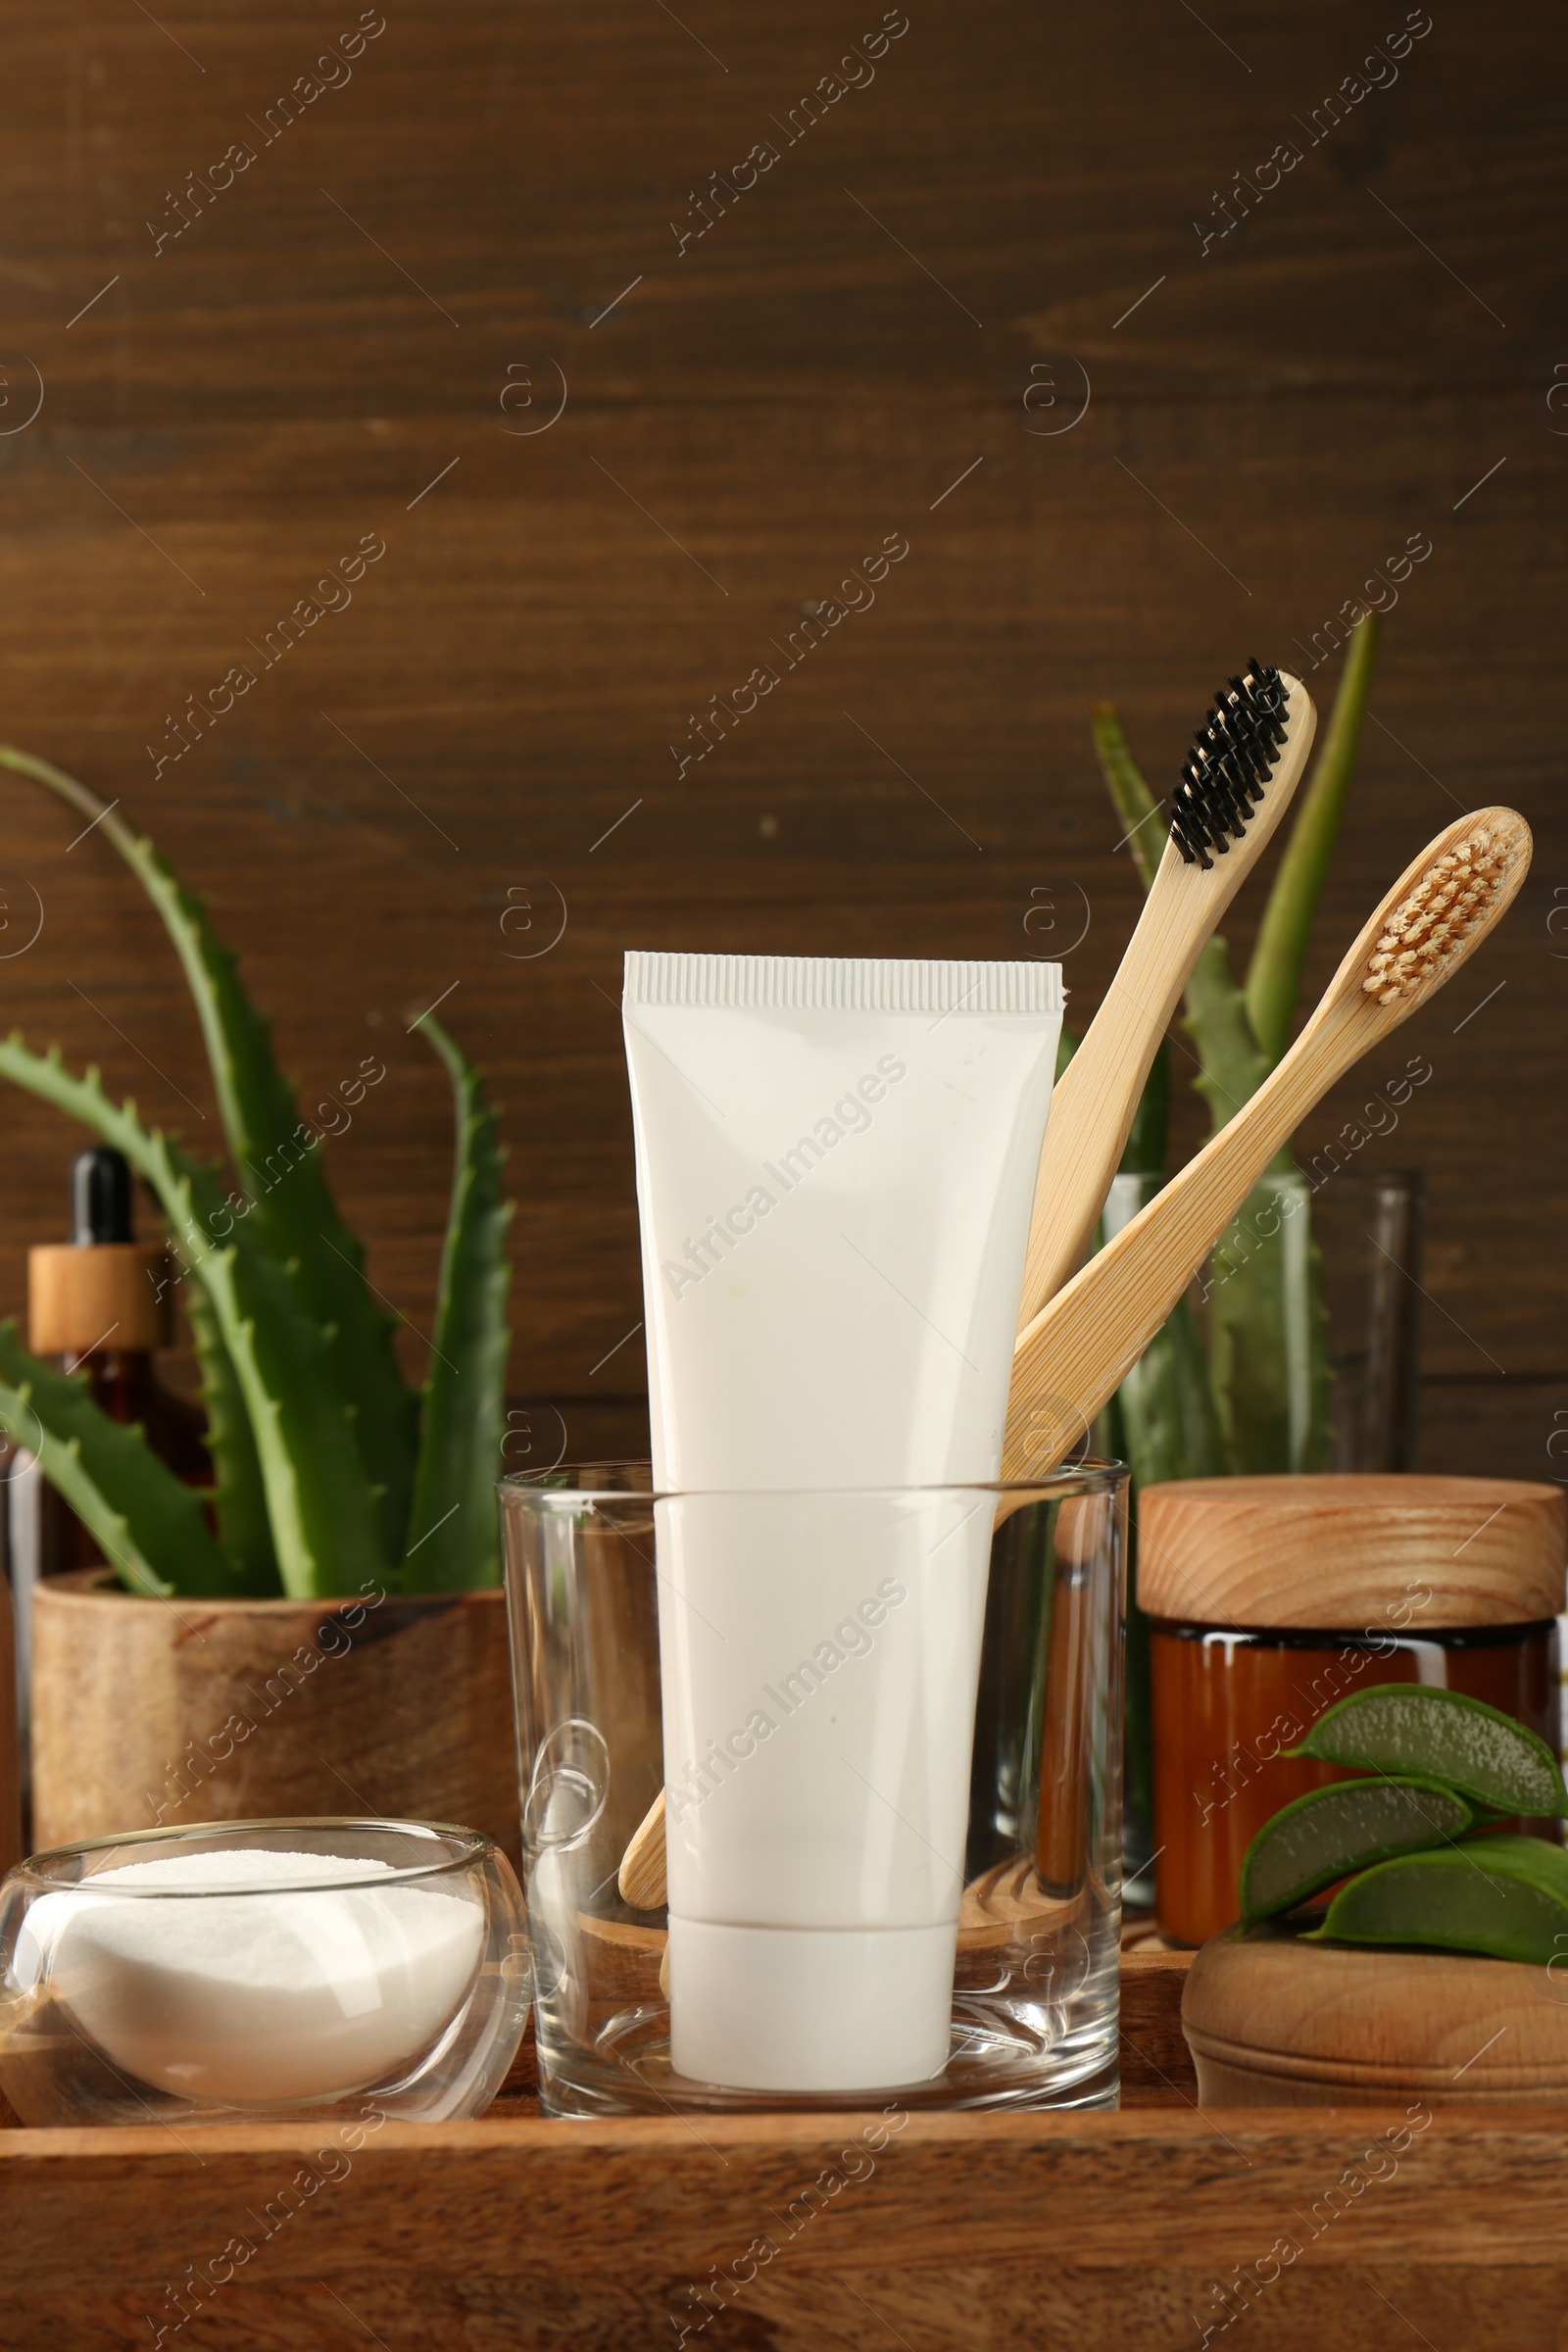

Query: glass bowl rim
<box><xmin>14</xmin><ymin>1816</ymin><xmax>493</xmax><ymax>1898</ymax></box>
<box><xmin>497</xmin><ymin>1456</ymin><xmax>1129</xmax><ymax>1502</ymax></box>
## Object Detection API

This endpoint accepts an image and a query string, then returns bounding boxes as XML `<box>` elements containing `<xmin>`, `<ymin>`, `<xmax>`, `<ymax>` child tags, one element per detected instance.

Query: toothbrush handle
<box><xmin>1017</xmin><ymin>674</ymin><xmax>1317</xmax><ymax>1331</ymax></box>
<box><xmin>1017</xmin><ymin>848</ymin><xmax>1200</xmax><ymax>1327</ymax></box>
<box><xmin>1004</xmin><ymin>993</ymin><xmax>1367</xmax><ymax>1478</ymax></box>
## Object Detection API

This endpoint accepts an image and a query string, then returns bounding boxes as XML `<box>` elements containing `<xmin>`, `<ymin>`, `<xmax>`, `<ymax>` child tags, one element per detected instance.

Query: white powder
<box><xmin>19</xmin><ymin>1846</ymin><xmax>485</xmax><ymax>2106</ymax></box>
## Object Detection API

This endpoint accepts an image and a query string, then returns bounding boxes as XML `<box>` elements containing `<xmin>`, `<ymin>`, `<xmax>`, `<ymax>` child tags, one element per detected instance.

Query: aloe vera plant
<box><xmin>0</xmin><ymin>750</ymin><xmax>513</xmax><ymax>1600</ymax></box>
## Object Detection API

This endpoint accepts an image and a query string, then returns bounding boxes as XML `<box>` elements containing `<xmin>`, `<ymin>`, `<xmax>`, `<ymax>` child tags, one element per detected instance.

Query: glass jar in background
<box><xmin>1200</xmin><ymin>1164</ymin><xmax>1426</xmax><ymax>1479</ymax></box>
<box><xmin>1102</xmin><ymin>1165</ymin><xmax>1428</xmax><ymax>1912</ymax></box>
<box><xmin>1310</xmin><ymin>1168</ymin><xmax>1425</xmax><ymax>1472</ymax></box>
<box><xmin>500</xmin><ymin>1463</ymin><xmax>1129</xmax><ymax>2117</ymax></box>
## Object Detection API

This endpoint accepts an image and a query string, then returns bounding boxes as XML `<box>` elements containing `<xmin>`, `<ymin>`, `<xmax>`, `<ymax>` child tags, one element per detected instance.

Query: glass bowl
<box><xmin>0</xmin><ymin>1817</ymin><xmax>529</xmax><ymax>2127</ymax></box>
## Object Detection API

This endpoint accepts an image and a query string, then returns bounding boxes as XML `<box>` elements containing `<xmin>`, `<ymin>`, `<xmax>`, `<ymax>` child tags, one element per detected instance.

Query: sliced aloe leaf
<box><xmin>1288</xmin><ymin>1686</ymin><xmax>1568</xmax><ymax>1818</ymax></box>
<box><xmin>1240</xmin><ymin>1775</ymin><xmax>1474</xmax><ymax>1924</ymax></box>
<box><xmin>1307</xmin><ymin>1834</ymin><xmax>1568</xmax><ymax>1966</ymax></box>
<box><xmin>0</xmin><ymin>1322</ymin><xmax>237</xmax><ymax>1597</ymax></box>
<box><xmin>402</xmin><ymin>1014</ymin><xmax>512</xmax><ymax>1590</ymax></box>
<box><xmin>0</xmin><ymin>748</ymin><xmax>417</xmax><ymax>1559</ymax></box>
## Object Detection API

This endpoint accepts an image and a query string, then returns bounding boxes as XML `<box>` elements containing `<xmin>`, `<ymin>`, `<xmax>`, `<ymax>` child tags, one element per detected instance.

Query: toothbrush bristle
<box><xmin>1169</xmin><ymin>659</ymin><xmax>1289</xmax><ymax>869</ymax></box>
<box><xmin>1361</xmin><ymin>824</ymin><xmax>1514</xmax><ymax>1006</ymax></box>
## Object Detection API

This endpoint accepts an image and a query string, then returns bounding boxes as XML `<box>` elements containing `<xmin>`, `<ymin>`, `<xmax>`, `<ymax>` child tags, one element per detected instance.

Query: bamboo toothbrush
<box><xmin>1004</xmin><ymin>807</ymin><xmax>1532</xmax><ymax>1476</ymax></box>
<box><xmin>1018</xmin><ymin>662</ymin><xmax>1317</xmax><ymax>1331</ymax></box>
<box><xmin>620</xmin><ymin>1802</ymin><xmax>666</xmax><ymax>1910</ymax></box>
<box><xmin>619</xmin><ymin>807</ymin><xmax>1530</xmax><ymax>1912</ymax></box>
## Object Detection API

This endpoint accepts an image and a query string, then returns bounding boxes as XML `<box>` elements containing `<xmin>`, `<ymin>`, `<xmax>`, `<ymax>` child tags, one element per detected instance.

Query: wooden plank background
<box><xmin>0</xmin><ymin>0</ymin><xmax>1562</xmax><ymax>1480</ymax></box>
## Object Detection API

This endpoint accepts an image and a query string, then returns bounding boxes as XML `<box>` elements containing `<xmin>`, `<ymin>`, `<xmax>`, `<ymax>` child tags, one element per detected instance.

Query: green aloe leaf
<box><xmin>1091</xmin><ymin>702</ymin><xmax>1164</xmax><ymax>893</ymax></box>
<box><xmin>181</xmin><ymin>1281</ymin><xmax>280</xmax><ymax>1592</ymax></box>
<box><xmin>1204</xmin><ymin>1166</ymin><xmax>1333</xmax><ymax>1474</ymax></box>
<box><xmin>1245</xmin><ymin>614</ymin><xmax>1379</xmax><ymax>1066</ymax></box>
<box><xmin>1306</xmin><ymin>1835</ymin><xmax>1568</xmax><ymax>1965</ymax></box>
<box><xmin>0</xmin><ymin>1038</ymin><xmax>390</xmax><ymax>1599</ymax></box>
<box><xmin>1289</xmin><ymin>1685</ymin><xmax>1568</xmax><ymax>1816</ymax></box>
<box><xmin>0</xmin><ymin>1321</ymin><xmax>238</xmax><ymax>1597</ymax></box>
<box><xmin>1111</xmin><ymin>1298</ymin><xmax>1226</xmax><ymax>1488</ymax></box>
<box><xmin>1240</xmin><ymin>1775</ymin><xmax>1475</xmax><ymax>1926</ymax></box>
<box><xmin>402</xmin><ymin>1014</ymin><xmax>513</xmax><ymax>1589</ymax></box>
<box><xmin>0</xmin><ymin>748</ymin><xmax>417</xmax><ymax>1560</ymax></box>
<box><xmin>1182</xmin><ymin>940</ymin><xmax>1272</xmax><ymax>1142</ymax></box>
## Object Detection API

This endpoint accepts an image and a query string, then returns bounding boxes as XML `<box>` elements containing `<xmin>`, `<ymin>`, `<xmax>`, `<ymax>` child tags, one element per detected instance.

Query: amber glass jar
<box><xmin>1151</xmin><ymin>1619</ymin><xmax>1557</xmax><ymax>1947</ymax></box>
<box><xmin>1139</xmin><ymin>1476</ymin><xmax>1567</xmax><ymax>1948</ymax></box>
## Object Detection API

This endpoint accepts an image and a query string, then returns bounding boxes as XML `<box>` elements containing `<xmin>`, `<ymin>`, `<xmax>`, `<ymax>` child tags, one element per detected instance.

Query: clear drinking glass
<box><xmin>0</xmin><ymin>1818</ymin><xmax>529</xmax><ymax>2126</ymax></box>
<box><xmin>500</xmin><ymin>1463</ymin><xmax>1128</xmax><ymax>2118</ymax></box>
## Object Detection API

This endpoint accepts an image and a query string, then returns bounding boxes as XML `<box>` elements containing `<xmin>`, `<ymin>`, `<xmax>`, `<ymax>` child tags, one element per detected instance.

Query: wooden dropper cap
<box><xmin>1138</xmin><ymin>1474</ymin><xmax>1566</xmax><ymax>1630</ymax></box>
<box><xmin>28</xmin><ymin>1147</ymin><xmax>172</xmax><ymax>1356</ymax></box>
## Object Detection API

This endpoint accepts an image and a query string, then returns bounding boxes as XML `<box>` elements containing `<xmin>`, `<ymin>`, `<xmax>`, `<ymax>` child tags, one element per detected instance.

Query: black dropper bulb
<box><xmin>73</xmin><ymin>1147</ymin><xmax>134</xmax><ymax>1246</ymax></box>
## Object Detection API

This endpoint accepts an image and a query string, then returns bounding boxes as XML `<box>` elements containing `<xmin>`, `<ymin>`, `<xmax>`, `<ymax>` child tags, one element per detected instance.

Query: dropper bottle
<box><xmin>25</xmin><ymin>1146</ymin><xmax>208</xmax><ymax>1568</ymax></box>
<box><xmin>7</xmin><ymin>1149</ymin><xmax>210</xmax><ymax>1834</ymax></box>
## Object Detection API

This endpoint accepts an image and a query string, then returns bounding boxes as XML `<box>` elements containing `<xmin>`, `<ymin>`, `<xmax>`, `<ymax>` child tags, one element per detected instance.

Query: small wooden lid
<box><xmin>27</xmin><ymin>1243</ymin><xmax>172</xmax><ymax>1356</ymax></box>
<box><xmin>1138</xmin><ymin>1474</ymin><xmax>1565</xmax><ymax>1629</ymax></box>
<box><xmin>1183</xmin><ymin>1922</ymin><xmax>1568</xmax><ymax>2104</ymax></box>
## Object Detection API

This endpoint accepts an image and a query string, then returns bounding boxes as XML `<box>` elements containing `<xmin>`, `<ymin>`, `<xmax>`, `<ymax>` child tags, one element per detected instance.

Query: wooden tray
<box><xmin>5</xmin><ymin>1945</ymin><xmax>1566</xmax><ymax>2350</ymax></box>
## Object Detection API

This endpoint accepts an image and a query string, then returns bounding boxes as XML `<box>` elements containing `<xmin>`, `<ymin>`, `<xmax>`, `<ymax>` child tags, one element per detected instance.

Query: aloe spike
<box><xmin>0</xmin><ymin>748</ymin><xmax>417</xmax><ymax>1558</ymax></box>
<box><xmin>134</xmin><ymin>1143</ymin><xmax>391</xmax><ymax>1601</ymax></box>
<box><xmin>402</xmin><ymin>1015</ymin><xmax>512</xmax><ymax>1590</ymax></box>
<box><xmin>0</xmin><ymin>1322</ymin><xmax>242</xmax><ymax>1597</ymax></box>
<box><xmin>182</xmin><ymin>1282</ymin><xmax>280</xmax><ymax>1592</ymax></box>
<box><xmin>1182</xmin><ymin>937</ymin><xmax>1273</xmax><ymax>1140</ymax></box>
<box><xmin>1245</xmin><ymin>614</ymin><xmax>1380</xmax><ymax>1065</ymax></box>
<box><xmin>1091</xmin><ymin>704</ymin><xmax>1165</xmax><ymax>894</ymax></box>
<box><xmin>0</xmin><ymin>1036</ymin><xmax>390</xmax><ymax>1598</ymax></box>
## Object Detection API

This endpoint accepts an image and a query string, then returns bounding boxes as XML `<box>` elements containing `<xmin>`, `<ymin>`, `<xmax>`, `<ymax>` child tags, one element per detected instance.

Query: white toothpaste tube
<box><xmin>622</xmin><ymin>954</ymin><xmax>1063</xmax><ymax>2090</ymax></box>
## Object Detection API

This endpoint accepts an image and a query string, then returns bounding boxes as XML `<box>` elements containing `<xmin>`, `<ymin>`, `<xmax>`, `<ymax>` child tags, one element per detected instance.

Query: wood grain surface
<box><xmin>0</xmin><ymin>2</ymin><xmax>1562</xmax><ymax>1489</ymax></box>
<box><xmin>6</xmin><ymin>2084</ymin><xmax>1568</xmax><ymax>2345</ymax></box>
<box><xmin>28</xmin><ymin>1570</ymin><xmax>519</xmax><ymax>1858</ymax></box>
<box><xmin>1184</xmin><ymin>1922</ymin><xmax>1568</xmax><ymax>2105</ymax></box>
<box><xmin>1138</xmin><ymin>1472</ymin><xmax>1568</xmax><ymax>1626</ymax></box>
<box><xmin>10</xmin><ymin>1949</ymin><xmax>1568</xmax><ymax>2349</ymax></box>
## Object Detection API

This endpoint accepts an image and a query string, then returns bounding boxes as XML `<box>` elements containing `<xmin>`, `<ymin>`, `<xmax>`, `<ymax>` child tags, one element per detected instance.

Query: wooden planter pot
<box><xmin>28</xmin><ymin>1571</ymin><xmax>518</xmax><ymax>1865</ymax></box>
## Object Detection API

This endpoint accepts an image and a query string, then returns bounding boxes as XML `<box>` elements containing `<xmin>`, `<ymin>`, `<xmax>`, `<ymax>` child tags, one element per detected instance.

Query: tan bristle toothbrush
<box><xmin>620</xmin><ymin>808</ymin><xmax>1530</xmax><ymax>1914</ymax></box>
<box><xmin>1004</xmin><ymin>808</ymin><xmax>1532</xmax><ymax>1476</ymax></box>
<box><xmin>1018</xmin><ymin>661</ymin><xmax>1317</xmax><ymax>1330</ymax></box>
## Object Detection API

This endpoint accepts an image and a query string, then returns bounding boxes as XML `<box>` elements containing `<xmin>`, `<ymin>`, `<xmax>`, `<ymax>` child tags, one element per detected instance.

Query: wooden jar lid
<box><xmin>1138</xmin><ymin>1474</ymin><xmax>1565</xmax><ymax>1629</ymax></box>
<box><xmin>27</xmin><ymin>1243</ymin><xmax>172</xmax><ymax>1356</ymax></box>
<box><xmin>1183</xmin><ymin>1922</ymin><xmax>1568</xmax><ymax>2105</ymax></box>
